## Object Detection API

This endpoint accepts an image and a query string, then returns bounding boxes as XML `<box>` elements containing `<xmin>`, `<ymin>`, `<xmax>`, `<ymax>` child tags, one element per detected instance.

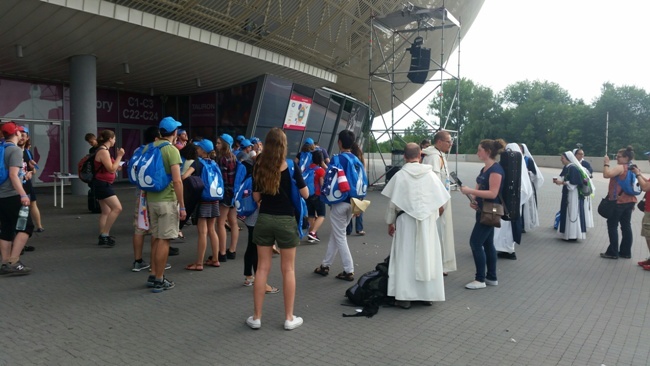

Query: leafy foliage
<box><xmin>383</xmin><ymin>79</ymin><xmax>650</xmax><ymax>157</ymax></box>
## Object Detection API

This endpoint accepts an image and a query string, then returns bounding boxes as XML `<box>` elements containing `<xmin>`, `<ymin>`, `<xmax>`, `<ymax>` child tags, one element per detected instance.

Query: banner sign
<box><xmin>283</xmin><ymin>93</ymin><xmax>312</xmax><ymax>131</ymax></box>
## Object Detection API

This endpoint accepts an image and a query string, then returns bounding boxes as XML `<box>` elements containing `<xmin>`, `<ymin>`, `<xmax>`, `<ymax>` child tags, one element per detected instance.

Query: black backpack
<box><xmin>499</xmin><ymin>150</ymin><xmax>522</xmax><ymax>221</ymax></box>
<box><xmin>343</xmin><ymin>257</ymin><xmax>392</xmax><ymax>318</ymax></box>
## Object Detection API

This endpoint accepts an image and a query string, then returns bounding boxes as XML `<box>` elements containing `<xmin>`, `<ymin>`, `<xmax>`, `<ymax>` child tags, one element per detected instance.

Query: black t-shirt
<box><xmin>255</xmin><ymin>164</ymin><xmax>306</xmax><ymax>216</ymax></box>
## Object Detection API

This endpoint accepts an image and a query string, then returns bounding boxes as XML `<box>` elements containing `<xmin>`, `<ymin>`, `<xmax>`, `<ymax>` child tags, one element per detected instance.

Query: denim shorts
<box><xmin>252</xmin><ymin>213</ymin><xmax>299</xmax><ymax>249</ymax></box>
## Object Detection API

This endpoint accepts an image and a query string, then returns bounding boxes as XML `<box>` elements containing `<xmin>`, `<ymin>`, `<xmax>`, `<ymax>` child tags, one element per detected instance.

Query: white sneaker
<box><xmin>284</xmin><ymin>315</ymin><xmax>303</xmax><ymax>330</ymax></box>
<box><xmin>246</xmin><ymin>316</ymin><xmax>261</xmax><ymax>329</ymax></box>
<box><xmin>485</xmin><ymin>279</ymin><xmax>498</xmax><ymax>286</ymax></box>
<box><xmin>465</xmin><ymin>280</ymin><xmax>487</xmax><ymax>289</ymax></box>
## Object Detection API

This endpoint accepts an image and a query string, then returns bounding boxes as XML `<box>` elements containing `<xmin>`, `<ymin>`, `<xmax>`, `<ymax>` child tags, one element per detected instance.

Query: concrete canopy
<box><xmin>0</xmin><ymin>0</ymin><xmax>484</xmax><ymax>107</ymax></box>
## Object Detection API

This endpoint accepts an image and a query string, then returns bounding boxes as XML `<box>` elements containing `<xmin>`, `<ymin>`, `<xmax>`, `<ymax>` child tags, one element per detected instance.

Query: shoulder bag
<box><xmin>480</xmin><ymin>193</ymin><xmax>506</xmax><ymax>227</ymax></box>
<box><xmin>598</xmin><ymin>196</ymin><xmax>617</xmax><ymax>219</ymax></box>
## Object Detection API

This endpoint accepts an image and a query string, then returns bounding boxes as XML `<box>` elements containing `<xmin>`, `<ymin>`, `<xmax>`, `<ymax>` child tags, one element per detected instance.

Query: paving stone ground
<box><xmin>2</xmin><ymin>162</ymin><xmax>650</xmax><ymax>366</ymax></box>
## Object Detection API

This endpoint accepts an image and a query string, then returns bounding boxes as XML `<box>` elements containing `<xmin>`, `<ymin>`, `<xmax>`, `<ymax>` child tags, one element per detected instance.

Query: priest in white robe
<box><xmin>494</xmin><ymin>143</ymin><xmax>533</xmax><ymax>259</ymax></box>
<box><xmin>382</xmin><ymin>143</ymin><xmax>450</xmax><ymax>308</ymax></box>
<box><xmin>421</xmin><ymin>130</ymin><xmax>457</xmax><ymax>273</ymax></box>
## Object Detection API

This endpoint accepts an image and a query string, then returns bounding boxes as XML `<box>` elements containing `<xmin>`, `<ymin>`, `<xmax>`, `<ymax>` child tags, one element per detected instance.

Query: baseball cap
<box><xmin>194</xmin><ymin>139</ymin><xmax>214</xmax><ymax>153</ymax></box>
<box><xmin>159</xmin><ymin>116</ymin><xmax>182</xmax><ymax>134</ymax></box>
<box><xmin>220</xmin><ymin>133</ymin><xmax>234</xmax><ymax>148</ymax></box>
<box><xmin>250</xmin><ymin>137</ymin><xmax>260</xmax><ymax>144</ymax></box>
<box><xmin>304</xmin><ymin>137</ymin><xmax>314</xmax><ymax>145</ymax></box>
<box><xmin>178</xmin><ymin>129</ymin><xmax>186</xmax><ymax>135</ymax></box>
<box><xmin>21</xmin><ymin>126</ymin><xmax>29</xmax><ymax>135</ymax></box>
<box><xmin>240</xmin><ymin>139</ymin><xmax>253</xmax><ymax>148</ymax></box>
<box><xmin>1</xmin><ymin>122</ymin><xmax>25</xmax><ymax>136</ymax></box>
<box><xmin>236</xmin><ymin>135</ymin><xmax>246</xmax><ymax>142</ymax></box>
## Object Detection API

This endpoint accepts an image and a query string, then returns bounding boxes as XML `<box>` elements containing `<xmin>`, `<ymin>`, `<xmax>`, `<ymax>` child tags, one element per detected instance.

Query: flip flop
<box><xmin>185</xmin><ymin>263</ymin><xmax>203</xmax><ymax>271</ymax></box>
<box><xmin>265</xmin><ymin>286</ymin><xmax>280</xmax><ymax>294</ymax></box>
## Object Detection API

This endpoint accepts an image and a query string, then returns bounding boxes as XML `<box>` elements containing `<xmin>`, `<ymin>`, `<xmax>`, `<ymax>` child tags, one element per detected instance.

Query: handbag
<box><xmin>480</xmin><ymin>201</ymin><xmax>504</xmax><ymax>227</ymax></box>
<box><xmin>638</xmin><ymin>192</ymin><xmax>646</xmax><ymax>212</ymax></box>
<box><xmin>598</xmin><ymin>197</ymin><xmax>617</xmax><ymax>219</ymax></box>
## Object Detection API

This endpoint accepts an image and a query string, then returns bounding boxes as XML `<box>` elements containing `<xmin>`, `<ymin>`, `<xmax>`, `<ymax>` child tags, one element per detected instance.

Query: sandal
<box><xmin>185</xmin><ymin>263</ymin><xmax>203</xmax><ymax>271</ymax></box>
<box><xmin>178</xmin><ymin>231</ymin><xmax>184</xmax><ymax>239</ymax></box>
<box><xmin>357</xmin><ymin>231</ymin><xmax>366</xmax><ymax>236</ymax></box>
<box><xmin>272</xmin><ymin>246</ymin><xmax>280</xmax><ymax>255</ymax></box>
<box><xmin>335</xmin><ymin>271</ymin><xmax>354</xmax><ymax>281</ymax></box>
<box><xmin>265</xmin><ymin>286</ymin><xmax>280</xmax><ymax>294</ymax></box>
<box><xmin>314</xmin><ymin>265</ymin><xmax>330</xmax><ymax>276</ymax></box>
<box><xmin>204</xmin><ymin>258</ymin><xmax>221</xmax><ymax>267</ymax></box>
<box><xmin>243</xmin><ymin>277</ymin><xmax>254</xmax><ymax>286</ymax></box>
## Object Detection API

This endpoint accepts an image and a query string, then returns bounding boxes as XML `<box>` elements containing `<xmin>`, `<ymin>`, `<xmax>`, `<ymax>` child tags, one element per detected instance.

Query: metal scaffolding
<box><xmin>366</xmin><ymin>3</ymin><xmax>461</xmax><ymax>186</ymax></box>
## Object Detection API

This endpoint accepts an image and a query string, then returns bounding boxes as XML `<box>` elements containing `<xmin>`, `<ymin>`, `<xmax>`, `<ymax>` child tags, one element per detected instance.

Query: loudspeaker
<box><xmin>407</xmin><ymin>47</ymin><xmax>431</xmax><ymax>84</ymax></box>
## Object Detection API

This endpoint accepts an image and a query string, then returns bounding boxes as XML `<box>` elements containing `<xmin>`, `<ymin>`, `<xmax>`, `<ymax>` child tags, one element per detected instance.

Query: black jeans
<box><xmin>605</xmin><ymin>202</ymin><xmax>635</xmax><ymax>257</ymax></box>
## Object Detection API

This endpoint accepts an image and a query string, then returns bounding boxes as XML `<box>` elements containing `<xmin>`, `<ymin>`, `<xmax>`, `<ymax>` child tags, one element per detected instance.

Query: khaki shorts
<box><xmin>253</xmin><ymin>213</ymin><xmax>299</xmax><ymax>249</ymax></box>
<box><xmin>148</xmin><ymin>201</ymin><xmax>179</xmax><ymax>240</ymax></box>
<box><xmin>641</xmin><ymin>212</ymin><xmax>650</xmax><ymax>237</ymax></box>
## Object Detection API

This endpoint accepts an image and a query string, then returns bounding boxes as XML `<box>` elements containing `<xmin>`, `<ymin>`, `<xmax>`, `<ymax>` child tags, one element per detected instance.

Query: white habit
<box><xmin>382</xmin><ymin>162</ymin><xmax>450</xmax><ymax>302</ymax></box>
<box><xmin>421</xmin><ymin>146</ymin><xmax>457</xmax><ymax>272</ymax></box>
<box><xmin>521</xmin><ymin>143</ymin><xmax>544</xmax><ymax>231</ymax></box>
<box><xmin>494</xmin><ymin>143</ymin><xmax>533</xmax><ymax>254</ymax></box>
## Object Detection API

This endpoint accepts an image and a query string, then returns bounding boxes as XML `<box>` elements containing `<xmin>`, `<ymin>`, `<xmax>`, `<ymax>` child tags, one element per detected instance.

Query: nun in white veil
<box><xmin>554</xmin><ymin>151</ymin><xmax>589</xmax><ymax>240</ymax></box>
<box><xmin>494</xmin><ymin>143</ymin><xmax>534</xmax><ymax>259</ymax></box>
<box><xmin>521</xmin><ymin>144</ymin><xmax>544</xmax><ymax>231</ymax></box>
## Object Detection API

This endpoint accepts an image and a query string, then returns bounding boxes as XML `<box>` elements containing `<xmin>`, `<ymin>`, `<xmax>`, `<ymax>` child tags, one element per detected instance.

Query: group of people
<box><xmin>7</xmin><ymin>114</ymin><xmax>650</xmax><ymax>330</ymax></box>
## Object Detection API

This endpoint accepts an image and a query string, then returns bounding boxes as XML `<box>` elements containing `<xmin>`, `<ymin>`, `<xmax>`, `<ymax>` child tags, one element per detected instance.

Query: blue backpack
<box><xmin>0</xmin><ymin>142</ymin><xmax>14</xmax><ymax>185</ymax></box>
<box><xmin>339</xmin><ymin>153</ymin><xmax>368</xmax><ymax>199</ymax></box>
<box><xmin>131</xmin><ymin>141</ymin><xmax>172</xmax><ymax>192</ymax></box>
<box><xmin>232</xmin><ymin>160</ymin><xmax>248</xmax><ymax>204</ymax></box>
<box><xmin>287</xmin><ymin>159</ymin><xmax>309</xmax><ymax>239</ymax></box>
<box><xmin>616</xmin><ymin>169</ymin><xmax>642</xmax><ymax>196</ymax></box>
<box><xmin>298</xmin><ymin>151</ymin><xmax>313</xmax><ymax>173</ymax></box>
<box><xmin>199</xmin><ymin>157</ymin><xmax>225</xmax><ymax>201</ymax></box>
<box><xmin>320</xmin><ymin>155</ymin><xmax>346</xmax><ymax>205</ymax></box>
<box><xmin>127</xmin><ymin>144</ymin><xmax>145</xmax><ymax>185</ymax></box>
<box><xmin>234</xmin><ymin>175</ymin><xmax>257</xmax><ymax>217</ymax></box>
<box><xmin>302</xmin><ymin>164</ymin><xmax>317</xmax><ymax>196</ymax></box>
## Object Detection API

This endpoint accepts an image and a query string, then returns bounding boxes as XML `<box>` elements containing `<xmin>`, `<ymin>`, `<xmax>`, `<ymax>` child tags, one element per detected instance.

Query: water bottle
<box><xmin>16</xmin><ymin>206</ymin><xmax>29</xmax><ymax>231</ymax></box>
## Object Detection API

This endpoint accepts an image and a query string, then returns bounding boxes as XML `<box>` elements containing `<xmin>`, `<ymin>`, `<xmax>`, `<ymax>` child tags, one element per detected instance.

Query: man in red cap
<box><xmin>0</xmin><ymin>121</ymin><xmax>33</xmax><ymax>276</ymax></box>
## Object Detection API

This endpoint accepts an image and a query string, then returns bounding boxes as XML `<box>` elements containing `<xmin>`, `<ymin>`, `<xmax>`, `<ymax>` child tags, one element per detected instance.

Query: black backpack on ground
<box><xmin>499</xmin><ymin>150</ymin><xmax>522</xmax><ymax>221</ymax></box>
<box><xmin>343</xmin><ymin>256</ymin><xmax>393</xmax><ymax>318</ymax></box>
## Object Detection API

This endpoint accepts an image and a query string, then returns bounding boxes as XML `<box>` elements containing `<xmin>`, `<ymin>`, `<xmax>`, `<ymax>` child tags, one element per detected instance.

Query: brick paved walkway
<box><xmin>2</xmin><ymin>162</ymin><xmax>649</xmax><ymax>366</ymax></box>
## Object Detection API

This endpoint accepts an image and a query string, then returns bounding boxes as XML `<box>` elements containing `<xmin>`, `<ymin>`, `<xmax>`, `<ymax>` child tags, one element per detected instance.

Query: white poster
<box><xmin>283</xmin><ymin>93</ymin><xmax>312</xmax><ymax>131</ymax></box>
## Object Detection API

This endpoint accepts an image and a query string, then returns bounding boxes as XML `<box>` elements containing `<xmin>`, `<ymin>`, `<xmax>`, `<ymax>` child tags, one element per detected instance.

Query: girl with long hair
<box><xmin>93</xmin><ymin>129</ymin><xmax>125</xmax><ymax>247</ymax></box>
<box><xmin>459</xmin><ymin>139</ymin><xmax>505</xmax><ymax>290</ymax></box>
<box><xmin>215</xmin><ymin>134</ymin><xmax>240</xmax><ymax>262</ymax></box>
<box><xmin>246</xmin><ymin>128</ymin><xmax>308</xmax><ymax>331</ymax></box>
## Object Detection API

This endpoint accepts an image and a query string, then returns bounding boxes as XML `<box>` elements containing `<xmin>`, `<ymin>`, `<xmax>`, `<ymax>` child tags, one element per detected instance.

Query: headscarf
<box><xmin>522</xmin><ymin>143</ymin><xmax>544</xmax><ymax>189</ymax></box>
<box><xmin>564</xmin><ymin>150</ymin><xmax>595</xmax><ymax>195</ymax></box>
<box><xmin>572</xmin><ymin>148</ymin><xmax>583</xmax><ymax>162</ymax></box>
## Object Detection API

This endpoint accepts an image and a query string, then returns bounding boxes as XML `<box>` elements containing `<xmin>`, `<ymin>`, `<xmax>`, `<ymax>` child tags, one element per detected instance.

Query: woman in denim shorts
<box><xmin>246</xmin><ymin>128</ymin><xmax>308</xmax><ymax>331</ymax></box>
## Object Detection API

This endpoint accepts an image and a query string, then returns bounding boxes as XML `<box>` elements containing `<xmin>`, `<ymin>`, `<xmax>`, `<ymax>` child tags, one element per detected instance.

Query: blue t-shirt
<box><xmin>475</xmin><ymin>163</ymin><xmax>505</xmax><ymax>208</ymax></box>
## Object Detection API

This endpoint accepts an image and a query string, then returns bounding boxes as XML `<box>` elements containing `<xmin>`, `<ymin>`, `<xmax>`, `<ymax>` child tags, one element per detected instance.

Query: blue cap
<box><xmin>178</xmin><ymin>129</ymin><xmax>186</xmax><ymax>135</ymax></box>
<box><xmin>22</xmin><ymin>126</ymin><xmax>29</xmax><ymax>135</ymax></box>
<box><xmin>159</xmin><ymin>116</ymin><xmax>182</xmax><ymax>134</ymax></box>
<box><xmin>220</xmin><ymin>133</ymin><xmax>234</xmax><ymax>148</ymax></box>
<box><xmin>250</xmin><ymin>137</ymin><xmax>259</xmax><ymax>144</ymax></box>
<box><xmin>194</xmin><ymin>139</ymin><xmax>214</xmax><ymax>153</ymax></box>
<box><xmin>240</xmin><ymin>139</ymin><xmax>253</xmax><ymax>148</ymax></box>
<box><xmin>304</xmin><ymin>137</ymin><xmax>314</xmax><ymax>145</ymax></box>
<box><xmin>236</xmin><ymin>135</ymin><xmax>246</xmax><ymax>142</ymax></box>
